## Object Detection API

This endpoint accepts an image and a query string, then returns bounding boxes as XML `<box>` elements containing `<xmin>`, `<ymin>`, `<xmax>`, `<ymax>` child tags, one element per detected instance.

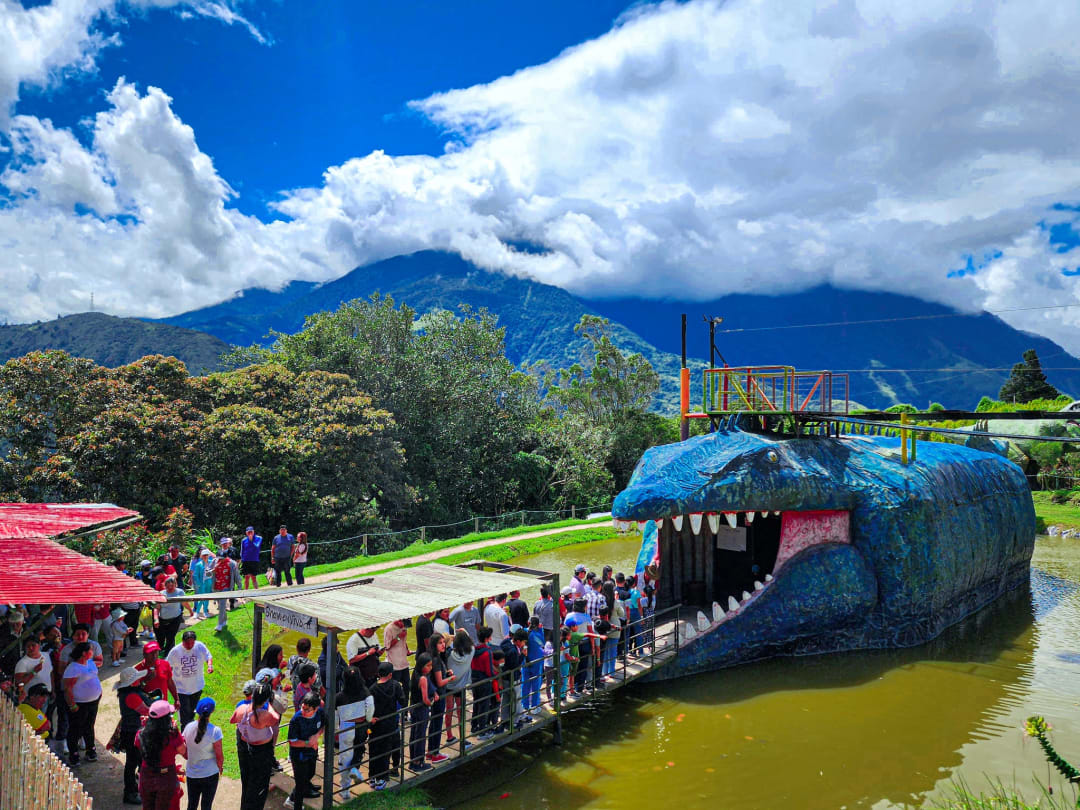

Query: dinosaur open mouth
<box><xmin>615</xmin><ymin>509</ymin><xmax>851</xmax><ymax>621</ymax></box>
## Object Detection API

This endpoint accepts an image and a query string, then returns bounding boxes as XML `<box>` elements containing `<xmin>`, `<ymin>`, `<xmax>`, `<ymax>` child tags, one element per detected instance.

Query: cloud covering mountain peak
<box><xmin>2</xmin><ymin>0</ymin><xmax>1080</xmax><ymax>353</ymax></box>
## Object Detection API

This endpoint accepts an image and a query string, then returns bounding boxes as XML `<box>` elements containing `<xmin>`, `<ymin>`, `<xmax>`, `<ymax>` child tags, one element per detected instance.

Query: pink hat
<box><xmin>148</xmin><ymin>700</ymin><xmax>174</xmax><ymax>719</ymax></box>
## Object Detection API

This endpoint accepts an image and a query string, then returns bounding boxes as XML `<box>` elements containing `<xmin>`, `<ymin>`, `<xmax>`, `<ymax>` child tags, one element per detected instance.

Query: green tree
<box><xmin>999</xmin><ymin>349</ymin><xmax>1061</xmax><ymax>403</ymax></box>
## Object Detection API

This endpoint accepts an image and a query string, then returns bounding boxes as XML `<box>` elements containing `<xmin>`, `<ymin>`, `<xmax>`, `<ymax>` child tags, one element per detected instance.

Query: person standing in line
<box><xmin>368</xmin><ymin>662</ymin><xmax>406</xmax><ymax>790</ymax></box>
<box><xmin>569</xmin><ymin>564</ymin><xmax>588</xmax><ymax>599</ymax></box>
<box><xmin>449</xmin><ymin>601</ymin><xmax>481</xmax><ymax>644</ymax></box>
<box><xmin>62</xmin><ymin>641</ymin><xmax>102</xmax><ymax>766</ymax></box>
<box><xmin>272</xmin><ymin>526</ymin><xmax>295</xmax><ymax>587</ymax></box>
<box><xmin>292</xmin><ymin>532</ymin><xmax>309</xmax><ymax>585</ymax></box>
<box><xmin>240</xmin><ymin>527</ymin><xmax>263</xmax><ymax>590</ymax></box>
<box><xmin>383</xmin><ymin>618</ymin><xmax>410</xmax><ymax>692</ymax></box>
<box><xmin>230</xmin><ymin>681</ymin><xmax>279</xmax><ymax>810</ymax></box>
<box><xmin>136</xmin><ymin>699</ymin><xmax>187</xmax><ymax>810</ymax></box>
<box><xmin>318</xmin><ymin>635</ymin><xmax>348</xmax><ymax>697</ymax></box>
<box><xmin>425</xmin><ymin>634</ymin><xmax>451</xmax><ymax>764</ymax></box>
<box><xmin>346</xmin><ymin>627</ymin><xmax>382</xmax><ymax>688</ymax></box>
<box><xmin>14</xmin><ymin>636</ymin><xmax>52</xmax><ymax>701</ymax></box>
<box><xmin>190</xmin><ymin>549</ymin><xmax>215</xmax><ymax>619</ymax></box>
<box><xmin>433</xmin><ymin>608</ymin><xmax>452</xmax><ymax>638</ymax></box>
<box><xmin>183</xmin><ymin>697</ymin><xmax>224</xmax><ymax>810</ymax></box>
<box><xmin>533</xmin><ymin>585</ymin><xmax>555</xmax><ymax>642</ymax></box>
<box><xmin>134</xmin><ymin>641</ymin><xmax>179</xmax><ymax>706</ymax></box>
<box><xmin>211</xmin><ymin>550</ymin><xmax>240</xmax><ymax>633</ymax></box>
<box><xmin>469</xmin><ymin>626</ymin><xmax>497</xmax><ymax>739</ymax></box>
<box><xmin>286</xmin><ymin>692</ymin><xmax>325</xmax><ymax>808</ymax></box>
<box><xmin>217</xmin><ymin>537</ymin><xmax>241</xmax><ymax>610</ymax></box>
<box><xmin>287</xmin><ymin>638</ymin><xmax>322</xmax><ymax>698</ymax></box>
<box><xmin>109</xmin><ymin>607</ymin><xmax>131</xmax><ymax>667</ymax></box>
<box><xmin>414</xmin><ymin>611</ymin><xmax>435</xmax><ymax>657</ymax></box>
<box><xmin>484</xmin><ymin>594</ymin><xmax>510</xmax><ymax>645</ymax></box>
<box><xmin>334</xmin><ymin>666</ymin><xmax>373</xmax><ymax>800</ymax></box>
<box><xmin>153</xmin><ymin>576</ymin><xmax>190</xmax><ymax>654</ymax></box>
<box><xmin>166</xmin><ymin>630</ymin><xmax>213</xmax><ymax>728</ymax></box>
<box><xmin>114</xmin><ymin>666</ymin><xmax>152</xmax><ymax>805</ymax></box>
<box><xmin>407</xmin><ymin>653</ymin><xmax>434</xmax><ymax>772</ymax></box>
<box><xmin>90</xmin><ymin>603</ymin><xmax>111</xmax><ymax>647</ymax></box>
<box><xmin>507</xmin><ymin>591</ymin><xmax>530</xmax><ymax>628</ymax></box>
<box><xmin>20</xmin><ymin>683</ymin><xmax>51</xmax><ymax>737</ymax></box>
<box><xmin>443</xmin><ymin>630</ymin><xmax>473</xmax><ymax>743</ymax></box>
<box><xmin>523</xmin><ymin>617</ymin><xmax>545</xmax><ymax>714</ymax></box>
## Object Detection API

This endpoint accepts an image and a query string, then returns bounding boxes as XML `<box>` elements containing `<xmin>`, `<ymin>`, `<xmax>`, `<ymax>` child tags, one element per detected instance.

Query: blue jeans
<box><xmin>603</xmin><ymin>638</ymin><xmax>618</xmax><ymax>676</ymax></box>
<box><xmin>521</xmin><ymin>662</ymin><xmax>542</xmax><ymax>709</ymax></box>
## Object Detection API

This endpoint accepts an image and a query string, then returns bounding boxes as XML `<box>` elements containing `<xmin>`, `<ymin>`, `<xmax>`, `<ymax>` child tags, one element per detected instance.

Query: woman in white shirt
<box><xmin>183</xmin><ymin>697</ymin><xmax>224</xmax><ymax>810</ymax></box>
<box><xmin>62</xmin><ymin>642</ymin><xmax>102</xmax><ymax>766</ymax></box>
<box><xmin>292</xmin><ymin>532</ymin><xmax>310</xmax><ymax>585</ymax></box>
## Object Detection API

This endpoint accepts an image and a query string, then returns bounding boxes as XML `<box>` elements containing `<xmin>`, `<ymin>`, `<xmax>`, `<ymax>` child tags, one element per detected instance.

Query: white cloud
<box><xmin>4</xmin><ymin>0</ymin><xmax>1080</xmax><ymax>354</ymax></box>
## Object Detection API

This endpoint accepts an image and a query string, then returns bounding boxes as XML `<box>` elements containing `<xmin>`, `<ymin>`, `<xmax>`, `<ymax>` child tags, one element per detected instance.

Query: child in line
<box><xmin>287</xmin><ymin>692</ymin><xmax>325</xmax><ymax>808</ymax></box>
<box><xmin>109</xmin><ymin>608</ymin><xmax>130</xmax><ymax>667</ymax></box>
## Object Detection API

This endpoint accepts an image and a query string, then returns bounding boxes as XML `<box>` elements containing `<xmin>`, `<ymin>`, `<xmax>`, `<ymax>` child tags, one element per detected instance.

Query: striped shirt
<box><xmin>584</xmin><ymin>588</ymin><xmax>607</xmax><ymax>622</ymax></box>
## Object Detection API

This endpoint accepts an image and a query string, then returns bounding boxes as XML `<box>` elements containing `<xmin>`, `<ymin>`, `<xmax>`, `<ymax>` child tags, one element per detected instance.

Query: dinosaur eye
<box><xmin>766</xmin><ymin>450</ymin><xmax>779</xmax><ymax>464</ymax></box>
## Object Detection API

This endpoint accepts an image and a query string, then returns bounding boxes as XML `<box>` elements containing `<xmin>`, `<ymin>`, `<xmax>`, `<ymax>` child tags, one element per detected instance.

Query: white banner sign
<box><xmin>715</xmin><ymin>526</ymin><xmax>747</xmax><ymax>552</ymax></box>
<box><xmin>263</xmin><ymin>604</ymin><xmax>318</xmax><ymax>635</ymax></box>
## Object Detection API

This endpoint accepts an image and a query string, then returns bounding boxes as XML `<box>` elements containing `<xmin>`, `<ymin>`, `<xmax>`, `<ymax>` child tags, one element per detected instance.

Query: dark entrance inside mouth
<box><xmin>655</xmin><ymin>512</ymin><xmax>782</xmax><ymax>612</ymax></box>
<box><xmin>713</xmin><ymin>512</ymin><xmax>781</xmax><ymax>604</ymax></box>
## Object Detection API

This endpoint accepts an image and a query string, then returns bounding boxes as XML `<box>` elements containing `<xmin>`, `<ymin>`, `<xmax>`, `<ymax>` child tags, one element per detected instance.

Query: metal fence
<box><xmin>0</xmin><ymin>696</ymin><xmax>93</xmax><ymax>810</ymax></box>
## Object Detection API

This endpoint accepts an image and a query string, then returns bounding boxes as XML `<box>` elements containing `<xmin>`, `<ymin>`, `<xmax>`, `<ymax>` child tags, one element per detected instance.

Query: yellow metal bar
<box><xmin>900</xmin><ymin>412</ymin><xmax>909</xmax><ymax>465</ymax></box>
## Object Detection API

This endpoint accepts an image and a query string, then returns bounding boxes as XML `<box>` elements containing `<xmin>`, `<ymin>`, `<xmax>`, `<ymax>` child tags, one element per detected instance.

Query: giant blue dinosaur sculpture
<box><xmin>612</xmin><ymin>423</ymin><xmax>1035</xmax><ymax>678</ymax></box>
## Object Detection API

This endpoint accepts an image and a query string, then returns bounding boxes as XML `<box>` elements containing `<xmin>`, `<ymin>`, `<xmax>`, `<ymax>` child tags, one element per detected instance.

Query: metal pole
<box><xmin>322</xmin><ymin>627</ymin><xmax>337</xmax><ymax>809</ymax></box>
<box><xmin>251</xmin><ymin>603</ymin><xmax>264</xmax><ymax>679</ymax></box>
<box><xmin>551</xmin><ymin>572</ymin><xmax>562</xmax><ymax>745</ymax></box>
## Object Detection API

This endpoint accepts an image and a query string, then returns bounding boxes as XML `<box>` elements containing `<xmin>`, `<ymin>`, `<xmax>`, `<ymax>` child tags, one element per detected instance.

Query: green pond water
<box><xmin>421</xmin><ymin>535</ymin><xmax>1080</xmax><ymax>810</ymax></box>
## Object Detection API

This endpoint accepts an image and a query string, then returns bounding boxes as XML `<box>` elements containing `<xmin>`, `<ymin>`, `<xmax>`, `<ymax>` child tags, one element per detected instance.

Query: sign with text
<box><xmin>263</xmin><ymin>603</ymin><xmax>318</xmax><ymax>635</ymax></box>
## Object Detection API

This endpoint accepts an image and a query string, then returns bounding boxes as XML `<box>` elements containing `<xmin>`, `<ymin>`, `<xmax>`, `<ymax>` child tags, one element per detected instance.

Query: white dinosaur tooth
<box><xmin>672</xmin><ymin>514</ymin><xmax>684</xmax><ymax>531</ymax></box>
<box><xmin>707</xmin><ymin>513</ymin><xmax>719</xmax><ymax>533</ymax></box>
<box><xmin>683</xmin><ymin>621</ymin><xmax>697</xmax><ymax>640</ymax></box>
<box><xmin>728</xmin><ymin>596</ymin><xmax>740</xmax><ymax>612</ymax></box>
<box><xmin>765</xmin><ymin>574</ymin><xmax>773</xmax><ymax>582</ymax></box>
<box><xmin>724</xmin><ymin>512</ymin><xmax>738</xmax><ymax>529</ymax></box>
<box><xmin>638</xmin><ymin>521</ymin><xmax>647</xmax><ymax>532</ymax></box>
<box><xmin>741</xmin><ymin>591</ymin><xmax>752</xmax><ymax>602</ymax></box>
<box><xmin>754</xmin><ymin>580</ymin><xmax>764</xmax><ymax>591</ymax></box>
<box><xmin>760</xmin><ymin>511</ymin><xmax>769</xmax><ymax>519</ymax></box>
<box><xmin>712</xmin><ymin>601</ymin><xmax>724</xmax><ymax>622</ymax></box>
<box><xmin>656</xmin><ymin>516</ymin><xmax>665</xmax><ymax>530</ymax></box>
<box><xmin>745</xmin><ymin>510</ymin><xmax>755</xmax><ymax>524</ymax></box>
<box><xmin>773</xmin><ymin>510</ymin><xmax>781</xmax><ymax>516</ymax></box>
<box><xmin>689</xmin><ymin>513</ymin><xmax>703</xmax><ymax>534</ymax></box>
<box><xmin>696</xmin><ymin>610</ymin><xmax>710</xmax><ymax>632</ymax></box>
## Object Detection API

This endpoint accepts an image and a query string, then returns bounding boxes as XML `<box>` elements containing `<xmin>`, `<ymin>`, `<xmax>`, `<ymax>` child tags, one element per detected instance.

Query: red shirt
<box><xmin>73</xmin><ymin>605</ymin><xmax>94</xmax><ymax>625</ymax></box>
<box><xmin>135</xmin><ymin>659</ymin><xmax>173</xmax><ymax>697</ymax></box>
<box><xmin>134</xmin><ymin>729</ymin><xmax>183</xmax><ymax>770</ymax></box>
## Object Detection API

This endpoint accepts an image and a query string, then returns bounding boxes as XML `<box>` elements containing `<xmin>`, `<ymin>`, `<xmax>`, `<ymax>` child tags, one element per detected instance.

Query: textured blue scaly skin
<box><xmin>612</xmin><ymin>427</ymin><xmax>1036</xmax><ymax>678</ymax></box>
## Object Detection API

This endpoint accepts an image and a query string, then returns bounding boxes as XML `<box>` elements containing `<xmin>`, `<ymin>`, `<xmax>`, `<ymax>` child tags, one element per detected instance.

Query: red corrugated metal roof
<box><xmin>0</xmin><ymin>503</ymin><xmax>162</xmax><ymax>603</ymax></box>
<box><xmin>0</xmin><ymin>537</ymin><xmax>164</xmax><ymax>603</ymax></box>
<box><xmin>0</xmin><ymin>502</ymin><xmax>140</xmax><ymax>540</ymax></box>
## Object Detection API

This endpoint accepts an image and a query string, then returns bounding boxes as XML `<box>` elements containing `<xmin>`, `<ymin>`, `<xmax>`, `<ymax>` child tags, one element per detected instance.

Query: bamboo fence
<box><xmin>0</xmin><ymin>697</ymin><xmax>92</xmax><ymax>810</ymax></box>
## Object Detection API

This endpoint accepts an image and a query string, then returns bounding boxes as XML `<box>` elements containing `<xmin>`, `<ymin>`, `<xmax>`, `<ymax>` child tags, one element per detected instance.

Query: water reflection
<box><xmin>429</xmin><ymin>539</ymin><xmax>1080</xmax><ymax>810</ymax></box>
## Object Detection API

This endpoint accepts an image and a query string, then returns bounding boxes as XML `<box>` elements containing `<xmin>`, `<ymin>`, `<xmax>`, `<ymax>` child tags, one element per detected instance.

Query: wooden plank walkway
<box><xmin>270</xmin><ymin>623</ymin><xmax>680</xmax><ymax>805</ymax></box>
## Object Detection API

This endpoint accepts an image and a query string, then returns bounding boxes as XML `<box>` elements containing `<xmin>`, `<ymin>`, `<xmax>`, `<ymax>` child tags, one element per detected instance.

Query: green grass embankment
<box><xmin>193</xmin><ymin>520</ymin><xmax>618</xmax><ymax>782</ymax></box>
<box><xmin>1032</xmin><ymin>491</ymin><xmax>1080</xmax><ymax>533</ymax></box>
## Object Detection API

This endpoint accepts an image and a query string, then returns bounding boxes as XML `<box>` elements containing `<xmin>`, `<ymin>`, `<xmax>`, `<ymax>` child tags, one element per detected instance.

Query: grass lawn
<box><xmin>1032</xmin><ymin>491</ymin><xmax>1080</xmax><ymax>532</ymax></box>
<box><xmin>193</xmin><ymin>521</ymin><xmax>619</xmax><ymax>782</ymax></box>
<box><xmin>300</xmin><ymin>515</ymin><xmax>610</xmax><ymax>580</ymax></box>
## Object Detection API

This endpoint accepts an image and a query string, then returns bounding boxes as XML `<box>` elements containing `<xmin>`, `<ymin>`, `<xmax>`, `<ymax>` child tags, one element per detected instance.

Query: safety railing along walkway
<box><xmin>269</xmin><ymin>606</ymin><xmax>682</xmax><ymax>806</ymax></box>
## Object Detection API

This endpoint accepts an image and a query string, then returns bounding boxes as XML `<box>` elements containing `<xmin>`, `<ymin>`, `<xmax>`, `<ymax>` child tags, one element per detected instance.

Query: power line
<box><xmin>717</xmin><ymin>303</ymin><xmax>1080</xmax><ymax>334</ymax></box>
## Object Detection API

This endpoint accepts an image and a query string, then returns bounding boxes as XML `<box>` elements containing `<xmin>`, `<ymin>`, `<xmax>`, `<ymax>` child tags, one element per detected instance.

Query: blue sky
<box><xmin>11</xmin><ymin>1</ymin><xmax>634</xmax><ymax>219</ymax></box>
<box><xmin>3</xmin><ymin>0</ymin><xmax>1080</xmax><ymax>356</ymax></box>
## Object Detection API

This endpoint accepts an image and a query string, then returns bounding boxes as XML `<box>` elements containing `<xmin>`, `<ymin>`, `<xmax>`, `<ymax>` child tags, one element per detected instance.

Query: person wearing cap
<box><xmin>109</xmin><ymin>607</ymin><xmax>131</xmax><ymax>667</ymax></box>
<box><xmin>0</xmin><ymin>611</ymin><xmax>28</xmax><ymax>676</ymax></box>
<box><xmin>135</xmin><ymin>640</ymin><xmax>179</xmax><ymax>705</ymax></box>
<box><xmin>183</xmin><ymin>696</ymin><xmax>224</xmax><ymax>810</ymax></box>
<box><xmin>136</xmin><ymin>699</ymin><xmax>187</xmax><ymax>810</ymax></box>
<box><xmin>167</xmin><ymin>630</ymin><xmax>214</xmax><ymax>728</ymax></box>
<box><xmin>114</xmin><ymin>666</ymin><xmax>152</xmax><ymax>803</ymax></box>
<box><xmin>241</xmin><ymin>527</ymin><xmax>263</xmax><ymax>590</ymax></box>
<box><xmin>272</xmin><ymin>525</ymin><xmax>296</xmax><ymax>587</ymax></box>
<box><xmin>20</xmin><ymin>683</ymin><xmax>51</xmax><ymax>738</ymax></box>
<box><xmin>569</xmin><ymin>564</ymin><xmax>588</xmax><ymax>599</ymax></box>
<box><xmin>190</xmin><ymin>548</ymin><xmax>215</xmax><ymax>620</ymax></box>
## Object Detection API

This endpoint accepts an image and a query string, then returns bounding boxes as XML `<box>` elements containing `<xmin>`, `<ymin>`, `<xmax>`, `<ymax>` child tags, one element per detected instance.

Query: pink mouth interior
<box><xmin>773</xmin><ymin>510</ymin><xmax>850</xmax><ymax>575</ymax></box>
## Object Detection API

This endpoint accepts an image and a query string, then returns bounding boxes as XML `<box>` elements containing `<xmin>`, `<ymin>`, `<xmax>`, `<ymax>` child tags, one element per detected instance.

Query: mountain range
<box><xmin>4</xmin><ymin>250</ymin><xmax>1078</xmax><ymax>412</ymax></box>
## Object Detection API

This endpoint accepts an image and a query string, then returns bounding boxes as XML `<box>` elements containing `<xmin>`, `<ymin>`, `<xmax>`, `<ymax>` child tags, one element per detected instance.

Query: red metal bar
<box><xmin>798</xmin><ymin>374</ymin><xmax>824</xmax><ymax>411</ymax></box>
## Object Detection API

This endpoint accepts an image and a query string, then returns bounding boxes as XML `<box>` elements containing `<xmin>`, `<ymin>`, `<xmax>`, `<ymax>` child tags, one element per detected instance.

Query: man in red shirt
<box><xmin>133</xmin><ymin>641</ymin><xmax>178</xmax><ymax>704</ymax></box>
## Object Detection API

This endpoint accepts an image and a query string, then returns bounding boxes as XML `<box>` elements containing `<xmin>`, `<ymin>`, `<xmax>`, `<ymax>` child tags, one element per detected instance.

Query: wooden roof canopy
<box><xmin>253</xmin><ymin>563</ymin><xmax>547</xmax><ymax>631</ymax></box>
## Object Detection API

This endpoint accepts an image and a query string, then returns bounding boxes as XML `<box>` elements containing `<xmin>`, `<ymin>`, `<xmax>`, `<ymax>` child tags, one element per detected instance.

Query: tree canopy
<box><xmin>999</xmin><ymin>349</ymin><xmax>1061</xmax><ymax>403</ymax></box>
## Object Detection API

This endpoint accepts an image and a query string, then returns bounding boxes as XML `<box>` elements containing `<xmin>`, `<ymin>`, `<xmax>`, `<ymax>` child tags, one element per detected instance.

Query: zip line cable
<box><xmin>716</xmin><ymin>303</ymin><xmax>1080</xmax><ymax>334</ymax></box>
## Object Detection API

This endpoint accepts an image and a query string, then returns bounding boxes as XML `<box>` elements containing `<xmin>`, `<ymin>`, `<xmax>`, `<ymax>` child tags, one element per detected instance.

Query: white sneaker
<box><xmin>112</xmin><ymin>660</ymin><xmax>122</xmax><ymax>667</ymax></box>
<box><xmin>284</xmin><ymin>799</ymin><xmax>294</xmax><ymax>809</ymax></box>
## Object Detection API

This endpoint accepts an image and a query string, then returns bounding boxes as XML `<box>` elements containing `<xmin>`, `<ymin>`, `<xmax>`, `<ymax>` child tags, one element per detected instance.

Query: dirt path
<box><xmin>303</xmin><ymin>519</ymin><xmax>609</xmax><ymax>585</ymax></box>
<box><xmin>78</xmin><ymin>519</ymin><xmax>609</xmax><ymax>807</ymax></box>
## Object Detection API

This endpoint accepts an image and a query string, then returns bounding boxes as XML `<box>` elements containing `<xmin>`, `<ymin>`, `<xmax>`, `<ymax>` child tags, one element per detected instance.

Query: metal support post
<box><xmin>901</xmin><ymin>412</ymin><xmax>909</xmax><ymax>465</ymax></box>
<box><xmin>322</xmin><ymin>627</ymin><xmax>337</xmax><ymax>809</ymax></box>
<box><xmin>551</xmin><ymin>572</ymin><xmax>562</xmax><ymax>745</ymax></box>
<box><xmin>251</xmin><ymin>603</ymin><xmax>264</xmax><ymax>679</ymax></box>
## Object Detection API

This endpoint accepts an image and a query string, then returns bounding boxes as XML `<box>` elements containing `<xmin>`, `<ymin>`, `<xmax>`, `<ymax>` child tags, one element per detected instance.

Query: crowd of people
<box><xmin>1</xmin><ymin>546</ymin><xmax>656</xmax><ymax>809</ymax></box>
